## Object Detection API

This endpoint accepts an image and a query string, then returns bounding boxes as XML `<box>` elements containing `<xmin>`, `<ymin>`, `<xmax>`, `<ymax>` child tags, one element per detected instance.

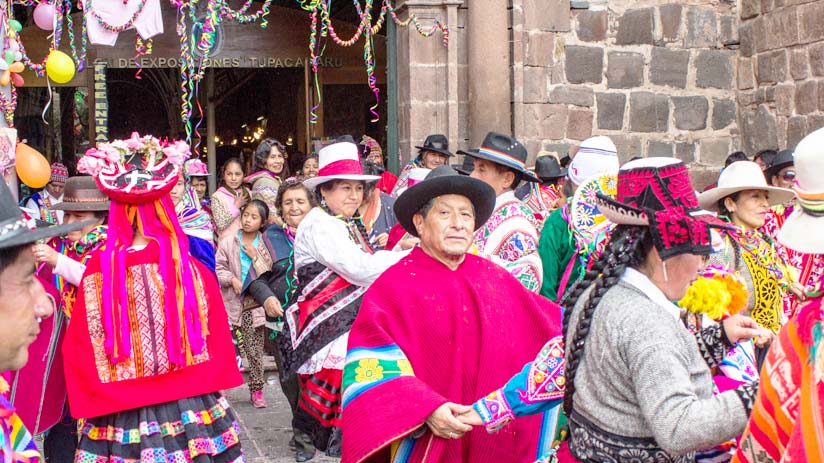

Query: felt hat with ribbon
<box><xmin>394</xmin><ymin>165</ymin><xmax>496</xmax><ymax>238</ymax></box>
<box><xmin>465</xmin><ymin>132</ymin><xmax>539</xmax><ymax>182</ymax></box>
<box><xmin>698</xmin><ymin>161</ymin><xmax>795</xmax><ymax>212</ymax></box>
<box><xmin>50</xmin><ymin>175</ymin><xmax>110</xmax><ymax>211</ymax></box>
<box><xmin>76</xmin><ymin>133</ymin><xmax>207</xmax><ymax>368</ymax></box>
<box><xmin>596</xmin><ymin>157</ymin><xmax>733</xmax><ymax>260</ymax></box>
<box><xmin>303</xmin><ymin>141</ymin><xmax>381</xmax><ymax>189</ymax></box>
<box><xmin>0</xmin><ymin>179</ymin><xmax>87</xmax><ymax>250</ymax></box>
<box><xmin>779</xmin><ymin>127</ymin><xmax>824</xmax><ymax>254</ymax></box>
<box><xmin>415</xmin><ymin>134</ymin><xmax>453</xmax><ymax>158</ymax></box>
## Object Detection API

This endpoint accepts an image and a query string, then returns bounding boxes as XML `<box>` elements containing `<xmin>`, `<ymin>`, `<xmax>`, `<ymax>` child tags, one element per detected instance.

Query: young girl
<box><xmin>216</xmin><ymin>199</ymin><xmax>274</xmax><ymax>408</ymax></box>
<box><xmin>212</xmin><ymin>158</ymin><xmax>251</xmax><ymax>241</ymax></box>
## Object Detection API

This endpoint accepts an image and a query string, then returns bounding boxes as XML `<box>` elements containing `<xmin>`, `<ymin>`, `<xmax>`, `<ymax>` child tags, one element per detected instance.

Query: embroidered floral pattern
<box><xmin>354</xmin><ymin>358</ymin><xmax>384</xmax><ymax>383</ymax></box>
<box><xmin>523</xmin><ymin>336</ymin><xmax>566</xmax><ymax>403</ymax></box>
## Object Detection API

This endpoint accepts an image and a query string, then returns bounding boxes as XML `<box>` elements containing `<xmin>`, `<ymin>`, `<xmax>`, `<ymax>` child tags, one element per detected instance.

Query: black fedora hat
<box><xmin>50</xmin><ymin>176</ymin><xmax>110</xmax><ymax>211</ymax></box>
<box><xmin>394</xmin><ymin>166</ymin><xmax>496</xmax><ymax>238</ymax></box>
<box><xmin>452</xmin><ymin>149</ymin><xmax>477</xmax><ymax>176</ymax></box>
<box><xmin>465</xmin><ymin>132</ymin><xmax>539</xmax><ymax>182</ymax></box>
<box><xmin>534</xmin><ymin>155</ymin><xmax>567</xmax><ymax>181</ymax></box>
<box><xmin>0</xmin><ymin>180</ymin><xmax>89</xmax><ymax>250</ymax></box>
<box><xmin>415</xmin><ymin>134</ymin><xmax>453</xmax><ymax>158</ymax></box>
<box><xmin>765</xmin><ymin>148</ymin><xmax>794</xmax><ymax>180</ymax></box>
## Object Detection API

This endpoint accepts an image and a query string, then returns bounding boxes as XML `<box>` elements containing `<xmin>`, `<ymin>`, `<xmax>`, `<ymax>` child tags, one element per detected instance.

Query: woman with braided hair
<box><xmin>280</xmin><ymin>142</ymin><xmax>410</xmax><ymax>459</ymax></box>
<box><xmin>462</xmin><ymin>158</ymin><xmax>771</xmax><ymax>463</ymax></box>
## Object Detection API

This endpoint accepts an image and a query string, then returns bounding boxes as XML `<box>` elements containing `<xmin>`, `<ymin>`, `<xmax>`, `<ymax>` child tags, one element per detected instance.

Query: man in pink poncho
<box><xmin>341</xmin><ymin>166</ymin><xmax>565</xmax><ymax>463</ymax></box>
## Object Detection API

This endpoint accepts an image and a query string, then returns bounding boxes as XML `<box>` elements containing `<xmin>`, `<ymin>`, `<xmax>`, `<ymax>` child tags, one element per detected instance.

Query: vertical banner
<box><xmin>93</xmin><ymin>60</ymin><xmax>108</xmax><ymax>144</ymax></box>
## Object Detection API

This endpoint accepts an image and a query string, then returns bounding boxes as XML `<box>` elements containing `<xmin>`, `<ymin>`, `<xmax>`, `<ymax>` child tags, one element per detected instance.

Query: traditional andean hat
<box><xmin>394</xmin><ymin>165</ymin><xmax>496</xmax><ymax>238</ymax></box>
<box><xmin>597</xmin><ymin>157</ymin><xmax>732</xmax><ymax>260</ymax></box>
<box><xmin>698</xmin><ymin>161</ymin><xmax>795</xmax><ymax>212</ymax></box>
<box><xmin>302</xmin><ymin>142</ymin><xmax>380</xmax><ymax>189</ymax></box>
<box><xmin>50</xmin><ymin>175</ymin><xmax>110</xmax><ymax>211</ymax></box>
<box><xmin>779</xmin><ymin>127</ymin><xmax>824</xmax><ymax>254</ymax></box>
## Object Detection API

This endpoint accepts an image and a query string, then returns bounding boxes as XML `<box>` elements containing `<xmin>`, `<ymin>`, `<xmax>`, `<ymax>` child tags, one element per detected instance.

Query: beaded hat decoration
<box><xmin>76</xmin><ymin>133</ymin><xmax>207</xmax><ymax>368</ymax></box>
<box><xmin>596</xmin><ymin>157</ymin><xmax>733</xmax><ymax>260</ymax></box>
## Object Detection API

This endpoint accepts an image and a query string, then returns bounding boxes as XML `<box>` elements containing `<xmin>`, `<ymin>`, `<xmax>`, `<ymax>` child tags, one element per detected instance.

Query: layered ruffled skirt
<box><xmin>75</xmin><ymin>392</ymin><xmax>244</xmax><ymax>463</ymax></box>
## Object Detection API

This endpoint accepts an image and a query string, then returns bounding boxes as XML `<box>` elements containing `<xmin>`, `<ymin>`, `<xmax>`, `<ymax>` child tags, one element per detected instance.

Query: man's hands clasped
<box><xmin>424</xmin><ymin>402</ymin><xmax>485</xmax><ymax>440</ymax></box>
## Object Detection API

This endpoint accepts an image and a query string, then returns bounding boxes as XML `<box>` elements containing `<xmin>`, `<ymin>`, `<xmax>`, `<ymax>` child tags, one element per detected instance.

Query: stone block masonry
<box><xmin>511</xmin><ymin>0</ymin><xmax>742</xmax><ymax>173</ymax></box>
<box><xmin>738</xmin><ymin>0</ymin><xmax>824</xmax><ymax>155</ymax></box>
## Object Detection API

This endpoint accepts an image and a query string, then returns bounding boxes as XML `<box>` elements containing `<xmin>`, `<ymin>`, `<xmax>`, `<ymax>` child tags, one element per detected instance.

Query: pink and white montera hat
<box><xmin>303</xmin><ymin>141</ymin><xmax>381</xmax><ymax>189</ymax></box>
<box><xmin>568</xmin><ymin>135</ymin><xmax>620</xmax><ymax>185</ymax></box>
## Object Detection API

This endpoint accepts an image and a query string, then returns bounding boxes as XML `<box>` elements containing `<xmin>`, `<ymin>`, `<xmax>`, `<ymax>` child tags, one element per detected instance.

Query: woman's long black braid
<box><xmin>560</xmin><ymin>224</ymin><xmax>652</xmax><ymax>415</ymax></box>
<box><xmin>315</xmin><ymin>182</ymin><xmax>371</xmax><ymax>249</ymax></box>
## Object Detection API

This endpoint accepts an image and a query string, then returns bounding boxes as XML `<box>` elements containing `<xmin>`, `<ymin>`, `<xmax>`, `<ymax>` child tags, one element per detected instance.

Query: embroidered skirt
<box><xmin>75</xmin><ymin>392</ymin><xmax>244</xmax><ymax>463</ymax></box>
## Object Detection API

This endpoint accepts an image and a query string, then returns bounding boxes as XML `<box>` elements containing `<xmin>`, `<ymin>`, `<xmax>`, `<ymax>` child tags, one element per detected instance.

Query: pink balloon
<box><xmin>33</xmin><ymin>3</ymin><xmax>55</xmax><ymax>31</ymax></box>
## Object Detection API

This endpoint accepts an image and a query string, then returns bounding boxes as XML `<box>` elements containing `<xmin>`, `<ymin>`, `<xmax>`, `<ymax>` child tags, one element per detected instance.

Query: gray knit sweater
<box><xmin>566</xmin><ymin>281</ymin><xmax>750</xmax><ymax>456</ymax></box>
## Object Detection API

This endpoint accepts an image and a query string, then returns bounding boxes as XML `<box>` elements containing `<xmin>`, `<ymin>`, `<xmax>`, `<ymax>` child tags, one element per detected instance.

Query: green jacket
<box><xmin>538</xmin><ymin>205</ymin><xmax>581</xmax><ymax>302</ymax></box>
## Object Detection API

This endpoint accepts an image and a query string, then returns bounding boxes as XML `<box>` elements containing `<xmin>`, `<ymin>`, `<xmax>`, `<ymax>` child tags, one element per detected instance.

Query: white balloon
<box><xmin>8</xmin><ymin>41</ymin><xmax>19</xmax><ymax>52</ymax></box>
<box><xmin>0</xmin><ymin>61</ymin><xmax>9</xmax><ymax>71</ymax></box>
<box><xmin>14</xmin><ymin>52</ymin><xmax>22</xmax><ymax>61</ymax></box>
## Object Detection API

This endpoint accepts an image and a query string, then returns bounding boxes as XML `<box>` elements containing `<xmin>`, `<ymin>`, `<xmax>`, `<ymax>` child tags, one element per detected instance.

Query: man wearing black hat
<box><xmin>515</xmin><ymin>153</ymin><xmax>567</xmax><ymax>226</ymax></box>
<box><xmin>340</xmin><ymin>166</ymin><xmax>563</xmax><ymax>463</ymax></box>
<box><xmin>0</xmin><ymin>179</ymin><xmax>88</xmax><ymax>460</ymax></box>
<box><xmin>465</xmin><ymin>132</ymin><xmax>543</xmax><ymax>293</ymax></box>
<box><xmin>390</xmin><ymin>134</ymin><xmax>454</xmax><ymax>197</ymax></box>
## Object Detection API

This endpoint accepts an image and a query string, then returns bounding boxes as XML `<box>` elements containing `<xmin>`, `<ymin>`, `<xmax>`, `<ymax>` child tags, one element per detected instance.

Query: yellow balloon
<box><xmin>45</xmin><ymin>50</ymin><xmax>75</xmax><ymax>84</ymax></box>
<box><xmin>0</xmin><ymin>70</ymin><xmax>9</xmax><ymax>87</ymax></box>
<box><xmin>15</xmin><ymin>143</ymin><xmax>51</xmax><ymax>188</ymax></box>
<box><xmin>9</xmin><ymin>61</ymin><xmax>23</xmax><ymax>73</ymax></box>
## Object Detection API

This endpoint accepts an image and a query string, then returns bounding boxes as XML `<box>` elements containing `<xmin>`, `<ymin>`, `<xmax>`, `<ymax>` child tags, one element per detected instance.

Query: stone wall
<box><xmin>737</xmin><ymin>0</ymin><xmax>824</xmax><ymax>155</ymax></box>
<box><xmin>512</xmin><ymin>0</ymin><xmax>741</xmax><ymax>169</ymax></box>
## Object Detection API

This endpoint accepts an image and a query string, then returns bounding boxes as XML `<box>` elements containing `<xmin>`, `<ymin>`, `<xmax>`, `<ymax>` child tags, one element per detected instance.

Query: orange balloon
<box><xmin>8</xmin><ymin>62</ymin><xmax>23</xmax><ymax>73</ymax></box>
<box><xmin>15</xmin><ymin>143</ymin><xmax>51</xmax><ymax>188</ymax></box>
<box><xmin>0</xmin><ymin>70</ymin><xmax>9</xmax><ymax>87</ymax></box>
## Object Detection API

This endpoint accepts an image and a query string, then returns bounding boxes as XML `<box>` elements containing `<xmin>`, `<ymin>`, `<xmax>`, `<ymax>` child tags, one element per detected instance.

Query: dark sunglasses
<box><xmin>781</xmin><ymin>170</ymin><xmax>796</xmax><ymax>182</ymax></box>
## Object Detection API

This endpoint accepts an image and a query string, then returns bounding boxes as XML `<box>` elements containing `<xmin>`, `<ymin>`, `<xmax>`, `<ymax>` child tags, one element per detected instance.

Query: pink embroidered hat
<box><xmin>596</xmin><ymin>157</ymin><xmax>732</xmax><ymax>260</ymax></box>
<box><xmin>302</xmin><ymin>141</ymin><xmax>380</xmax><ymax>189</ymax></box>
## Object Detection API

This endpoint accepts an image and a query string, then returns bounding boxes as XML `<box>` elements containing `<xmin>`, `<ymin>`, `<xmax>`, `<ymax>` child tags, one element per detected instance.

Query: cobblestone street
<box><xmin>226</xmin><ymin>371</ymin><xmax>339</xmax><ymax>463</ymax></box>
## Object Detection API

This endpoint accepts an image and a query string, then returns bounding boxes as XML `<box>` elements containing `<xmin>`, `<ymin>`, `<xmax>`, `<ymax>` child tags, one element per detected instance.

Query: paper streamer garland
<box><xmin>302</xmin><ymin>0</ymin><xmax>449</xmax><ymax>124</ymax></box>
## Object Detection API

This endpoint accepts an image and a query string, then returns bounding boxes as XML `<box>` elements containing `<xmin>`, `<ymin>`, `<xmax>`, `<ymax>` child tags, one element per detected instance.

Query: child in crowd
<box><xmin>216</xmin><ymin>199</ymin><xmax>274</xmax><ymax>408</ymax></box>
<box><xmin>212</xmin><ymin>157</ymin><xmax>251</xmax><ymax>241</ymax></box>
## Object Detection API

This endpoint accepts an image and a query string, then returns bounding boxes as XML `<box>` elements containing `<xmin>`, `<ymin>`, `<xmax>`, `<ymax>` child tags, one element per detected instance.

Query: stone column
<box><xmin>467</xmin><ymin>0</ymin><xmax>511</xmax><ymax>146</ymax></box>
<box><xmin>394</xmin><ymin>0</ymin><xmax>461</xmax><ymax>164</ymax></box>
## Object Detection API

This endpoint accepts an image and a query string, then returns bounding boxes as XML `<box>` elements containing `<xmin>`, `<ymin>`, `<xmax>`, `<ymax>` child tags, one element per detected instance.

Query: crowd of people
<box><xmin>2</xmin><ymin>126</ymin><xmax>824</xmax><ymax>463</ymax></box>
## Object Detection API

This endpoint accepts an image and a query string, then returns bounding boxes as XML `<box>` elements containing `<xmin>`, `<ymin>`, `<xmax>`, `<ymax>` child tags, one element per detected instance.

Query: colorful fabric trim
<box><xmin>176</xmin><ymin>187</ymin><xmax>214</xmax><ymax>243</ymax></box>
<box><xmin>474</xmin><ymin>389</ymin><xmax>515</xmax><ymax>433</ymax></box>
<box><xmin>524</xmin><ymin>337</ymin><xmax>566</xmax><ymax>403</ymax></box>
<box><xmin>0</xmin><ymin>393</ymin><xmax>42</xmax><ymax>463</ymax></box>
<box><xmin>342</xmin><ymin>345</ymin><xmax>416</xmax><ymax>409</ymax></box>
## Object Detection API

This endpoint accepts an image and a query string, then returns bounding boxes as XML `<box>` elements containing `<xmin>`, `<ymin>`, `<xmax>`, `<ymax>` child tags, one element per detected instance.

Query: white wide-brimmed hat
<box><xmin>698</xmin><ymin>161</ymin><xmax>795</xmax><ymax>212</ymax></box>
<box><xmin>779</xmin><ymin>127</ymin><xmax>824</xmax><ymax>254</ymax></box>
<box><xmin>303</xmin><ymin>141</ymin><xmax>381</xmax><ymax>189</ymax></box>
